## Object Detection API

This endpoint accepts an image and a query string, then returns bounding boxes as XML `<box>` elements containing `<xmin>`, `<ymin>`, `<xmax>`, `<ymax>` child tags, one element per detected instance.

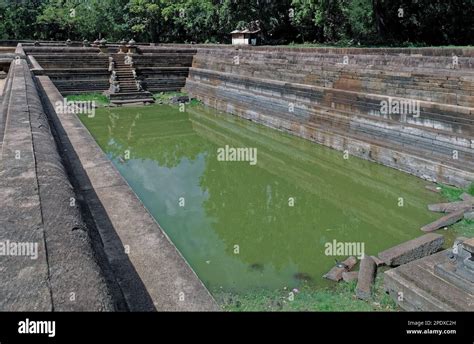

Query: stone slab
<box><xmin>355</xmin><ymin>256</ymin><xmax>377</xmax><ymax>300</ymax></box>
<box><xmin>378</xmin><ymin>233</ymin><xmax>444</xmax><ymax>266</ymax></box>
<box><xmin>421</xmin><ymin>208</ymin><xmax>471</xmax><ymax>232</ymax></box>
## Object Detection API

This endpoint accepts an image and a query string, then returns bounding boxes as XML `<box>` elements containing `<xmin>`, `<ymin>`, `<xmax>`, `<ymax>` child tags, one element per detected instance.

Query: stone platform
<box><xmin>384</xmin><ymin>250</ymin><xmax>474</xmax><ymax>311</ymax></box>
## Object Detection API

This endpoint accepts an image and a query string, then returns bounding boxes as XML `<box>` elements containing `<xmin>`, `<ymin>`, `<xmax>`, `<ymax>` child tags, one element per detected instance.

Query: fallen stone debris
<box><xmin>422</xmin><ymin>207</ymin><xmax>472</xmax><ymax>232</ymax></box>
<box><xmin>423</xmin><ymin>193</ymin><xmax>473</xmax><ymax>232</ymax></box>
<box><xmin>323</xmin><ymin>256</ymin><xmax>357</xmax><ymax>282</ymax></box>
<box><xmin>427</xmin><ymin>201</ymin><xmax>472</xmax><ymax>213</ymax></box>
<box><xmin>356</xmin><ymin>256</ymin><xmax>377</xmax><ymax>300</ymax></box>
<box><xmin>342</xmin><ymin>271</ymin><xmax>359</xmax><ymax>282</ymax></box>
<box><xmin>370</xmin><ymin>255</ymin><xmax>385</xmax><ymax>267</ymax></box>
<box><xmin>378</xmin><ymin>233</ymin><xmax>444</xmax><ymax>266</ymax></box>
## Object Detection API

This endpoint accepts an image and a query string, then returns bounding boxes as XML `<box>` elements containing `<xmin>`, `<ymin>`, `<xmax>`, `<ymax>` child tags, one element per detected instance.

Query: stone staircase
<box><xmin>109</xmin><ymin>54</ymin><xmax>154</xmax><ymax>105</ymax></box>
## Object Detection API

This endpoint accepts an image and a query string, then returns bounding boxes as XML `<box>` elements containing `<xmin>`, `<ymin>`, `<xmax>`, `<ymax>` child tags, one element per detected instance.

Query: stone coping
<box><xmin>141</xmin><ymin>44</ymin><xmax>474</xmax><ymax>57</ymax></box>
<box><xmin>36</xmin><ymin>75</ymin><xmax>219</xmax><ymax>311</ymax></box>
<box><xmin>0</xmin><ymin>59</ymin><xmax>118</xmax><ymax>311</ymax></box>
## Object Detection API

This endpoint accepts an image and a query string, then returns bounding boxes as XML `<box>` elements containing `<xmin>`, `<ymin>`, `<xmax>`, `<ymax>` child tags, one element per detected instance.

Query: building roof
<box><xmin>230</xmin><ymin>29</ymin><xmax>261</xmax><ymax>34</ymax></box>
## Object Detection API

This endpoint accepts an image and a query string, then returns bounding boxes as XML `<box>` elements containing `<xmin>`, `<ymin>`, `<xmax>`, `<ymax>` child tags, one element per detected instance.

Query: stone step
<box><xmin>384</xmin><ymin>251</ymin><xmax>474</xmax><ymax>311</ymax></box>
<box><xmin>110</xmin><ymin>98</ymin><xmax>155</xmax><ymax>105</ymax></box>
<box><xmin>187</xmin><ymin>68</ymin><xmax>474</xmax><ymax>136</ymax></box>
<box><xmin>185</xmin><ymin>77</ymin><xmax>474</xmax><ymax>156</ymax></box>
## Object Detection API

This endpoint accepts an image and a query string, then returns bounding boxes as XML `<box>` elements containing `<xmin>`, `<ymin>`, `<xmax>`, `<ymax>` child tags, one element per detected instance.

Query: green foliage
<box><xmin>452</xmin><ymin>220</ymin><xmax>474</xmax><ymax>238</ymax></box>
<box><xmin>439</xmin><ymin>184</ymin><xmax>465</xmax><ymax>202</ymax></box>
<box><xmin>468</xmin><ymin>183</ymin><xmax>474</xmax><ymax>196</ymax></box>
<box><xmin>438</xmin><ymin>183</ymin><xmax>474</xmax><ymax>238</ymax></box>
<box><xmin>0</xmin><ymin>0</ymin><xmax>472</xmax><ymax>45</ymax></box>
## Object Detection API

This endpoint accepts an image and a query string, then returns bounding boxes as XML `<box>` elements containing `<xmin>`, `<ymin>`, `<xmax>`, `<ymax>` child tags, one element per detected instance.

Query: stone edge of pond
<box><xmin>0</xmin><ymin>58</ymin><xmax>118</xmax><ymax>311</ymax></box>
<box><xmin>35</xmin><ymin>75</ymin><xmax>220</xmax><ymax>311</ymax></box>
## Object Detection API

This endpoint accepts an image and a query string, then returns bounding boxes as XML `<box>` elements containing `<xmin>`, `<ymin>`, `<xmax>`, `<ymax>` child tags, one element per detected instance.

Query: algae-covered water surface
<box><xmin>79</xmin><ymin>104</ymin><xmax>442</xmax><ymax>293</ymax></box>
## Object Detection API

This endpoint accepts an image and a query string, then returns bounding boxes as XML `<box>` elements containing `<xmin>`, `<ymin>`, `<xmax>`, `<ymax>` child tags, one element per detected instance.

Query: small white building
<box><xmin>230</xmin><ymin>29</ymin><xmax>261</xmax><ymax>46</ymax></box>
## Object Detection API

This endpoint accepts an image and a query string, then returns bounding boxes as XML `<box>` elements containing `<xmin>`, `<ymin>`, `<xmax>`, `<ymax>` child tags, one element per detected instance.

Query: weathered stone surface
<box><xmin>185</xmin><ymin>47</ymin><xmax>474</xmax><ymax>188</ymax></box>
<box><xmin>465</xmin><ymin>211</ymin><xmax>474</xmax><ymax>220</ymax></box>
<box><xmin>323</xmin><ymin>256</ymin><xmax>357</xmax><ymax>282</ymax></box>
<box><xmin>384</xmin><ymin>251</ymin><xmax>474</xmax><ymax>311</ymax></box>
<box><xmin>378</xmin><ymin>233</ymin><xmax>444</xmax><ymax>266</ymax></box>
<box><xmin>421</xmin><ymin>208</ymin><xmax>470</xmax><ymax>232</ymax></box>
<box><xmin>371</xmin><ymin>255</ymin><xmax>386</xmax><ymax>267</ymax></box>
<box><xmin>428</xmin><ymin>201</ymin><xmax>473</xmax><ymax>213</ymax></box>
<box><xmin>342</xmin><ymin>271</ymin><xmax>359</xmax><ymax>282</ymax></box>
<box><xmin>460</xmin><ymin>193</ymin><xmax>474</xmax><ymax>202</ymax></box>
<box><xmin>1</xmin><ymin>59</ymin><xmax>119</xmax><ymax>311</ymax></box>
<box><xmin>355</xmin><ymin>256</ymin><xmax>377</xmax><ymax>300</ymax></box>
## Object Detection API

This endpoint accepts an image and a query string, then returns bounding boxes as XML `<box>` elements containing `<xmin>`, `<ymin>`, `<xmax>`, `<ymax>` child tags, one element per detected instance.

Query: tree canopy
<box><xmin>0</xmin><ymin>0</ymin><xmax>472</xmax><ymax>46</ymax></box>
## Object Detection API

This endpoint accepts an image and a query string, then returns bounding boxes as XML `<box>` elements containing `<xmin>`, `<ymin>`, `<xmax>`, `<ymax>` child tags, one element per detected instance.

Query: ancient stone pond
<box><xmin>79</xmin><ymin>103</ymin><xmax>443</xmax><ymax>293</ymax></box>
<box><xmin>2</xmin><ymin>42</ymin><xmax>473</xmax><ymax>312</ymax></box>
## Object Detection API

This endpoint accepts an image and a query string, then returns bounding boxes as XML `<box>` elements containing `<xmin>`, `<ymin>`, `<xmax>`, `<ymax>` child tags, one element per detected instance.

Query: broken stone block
<box><xmin>421</xmin><ymin>208</ymin><xmax>470</xmax><ymax>232</ymax></box>
<box><xmin>428</xmin><ymin>201</ymin><xmax>472</xmax><ymax>213</ymax></box>
<box><xmin>378</xmin><ymin>233</ymin><xmax>444</xmax><ymax>267</ymax></box>
<box><xmin>370</xmin><ymin>255</ymin><xmax>385</xmax><ymax>267</ymax></box>
<box><xmin>342</xmin><ymin>271</ymin><xmax>359</xmax><ymax>282</ymax></box>
<box><xmin>460</xmin><ymin>193</ymin><xmax>474</xmax><ymax>202</ymax></box>
<box><xmin>323</xmin><ymin>256</ymin><xmax>357</xmax><ymax>282</ymax></box>
<box><xmin>464</xmin><ymin>211</ymin><xmax>474</xmax><ymax>220</ymax></box>
<box><xmin>355</xmin><ymin>256</ymin><xmax>377</xmax><ymax>300</ymax></box>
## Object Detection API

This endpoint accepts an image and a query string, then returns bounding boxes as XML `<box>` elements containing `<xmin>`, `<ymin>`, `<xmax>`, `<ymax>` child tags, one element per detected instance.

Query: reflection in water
<box><xmin>80</xmin><ymin>104</ymin><xmax>442</xmax><ymax>292</ymax></box>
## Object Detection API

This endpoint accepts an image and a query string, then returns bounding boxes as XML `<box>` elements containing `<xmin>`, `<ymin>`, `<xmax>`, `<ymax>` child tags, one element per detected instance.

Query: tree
<box><xmin>127</xmin><ymin>0</ymin><xmax>165</xmax><ymax>42</ymax></box>
<box><xmin>0</xmin><ymin>0</ymin><xmax>43</xmax><ymax>40</ymax></box>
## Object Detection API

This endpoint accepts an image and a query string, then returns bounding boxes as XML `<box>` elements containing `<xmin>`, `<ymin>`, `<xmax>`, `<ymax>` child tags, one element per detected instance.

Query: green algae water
<box><xmin>79</xmin><ymin>104</ymin><xmax>443</xmax><ymax>293</ymax></box>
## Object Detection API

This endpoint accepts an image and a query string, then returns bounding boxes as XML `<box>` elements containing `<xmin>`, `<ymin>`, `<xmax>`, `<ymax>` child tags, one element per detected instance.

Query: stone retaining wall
<box><xmin>185</xmin><ymin>47</ymin><xmax>474</xmax><ymax>187</ymax></box>
<box><xmin>0</xmin><ymin>58</ymin><xmax>120</xmax><ymax>311</ymax></box>
<box><xmin>26</xmin><ymin>48</ymin><xmax>110</xmax><ymax>95</ymax></box>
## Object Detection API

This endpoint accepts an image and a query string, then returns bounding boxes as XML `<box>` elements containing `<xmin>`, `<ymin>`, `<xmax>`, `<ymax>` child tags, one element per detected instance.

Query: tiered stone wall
<box><xmin>134</xmin><ymin>47</ymin><xmax>196</xmax><ymax>92</ymax></box>
<box><xmin>24</xmin><ymin>46</ymin><xmax>110</xmax><ymax>95</ymax></box>
<box><xmin>185</xmin><ymin>47</ymin><xmax>474</xmax><ymax>187</ymax></box>
<box><xmin>22</xmin><ymin>46</ymin><xmax>196</xmax><ymax>96</ymax></box>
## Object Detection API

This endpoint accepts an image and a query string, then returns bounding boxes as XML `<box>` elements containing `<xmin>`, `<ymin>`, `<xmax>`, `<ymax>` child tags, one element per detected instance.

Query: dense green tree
<box><xmin>0</xmin><ymin>0</ymin><xmax>42</xmax><ymax>40</ymax></box>
<box><xmin>0</xmin><ymin>0</ymin><xmax>471</xmax><ymax>46</ymax></box>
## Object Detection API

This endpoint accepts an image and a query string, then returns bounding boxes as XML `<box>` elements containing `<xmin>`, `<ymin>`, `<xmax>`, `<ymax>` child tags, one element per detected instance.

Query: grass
<box><xmin>66</xmin><ymin>93</ymin><xmax>110</xmax><ymax>106</ymax></box>
<box><xmin>213</xmin><ymin>275</ymin><xmax>397</xmax><ymax>312</ymax></box>
<box><xmin>437</xmin><ymin>182</ymin><xmax>474</xmax><ymax>237</ymax></box>
<box><xmin>153</xmin><ymin>91</ymin><xmax>187</xmax><ymax>102</ymax></box>
<box><xmin>153</xmin><ymin>91</ymin><xmax>202</xmax><ymax>105</ymax></box>
<box><xmin>437</xmin><ymin>182</ymin><xmax>474</xmax><ymax>202</ymax></box>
